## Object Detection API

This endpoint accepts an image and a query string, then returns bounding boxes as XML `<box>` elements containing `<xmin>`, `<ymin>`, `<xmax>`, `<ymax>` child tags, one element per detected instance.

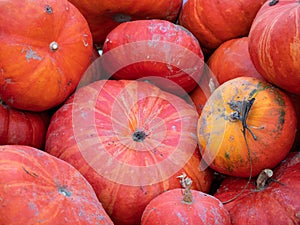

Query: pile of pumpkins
<box><xmin>0</xmin><ymin>0</ymin><xmax>300</xmax><ymax>224</ymax></box>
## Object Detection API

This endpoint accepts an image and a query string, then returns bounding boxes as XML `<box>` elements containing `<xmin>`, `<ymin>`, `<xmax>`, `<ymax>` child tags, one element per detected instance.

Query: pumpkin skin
<box><xmin>178</xmin><ymin>0</ymin><xmax>266</xmax><ymax>56</ymax></box>
<box><xmin>0</xmin><ymin>101</ymin><xmax>50</xmax><ymax>149</ymax></box>
<box><xmin>0</xmin><ymin>0</ymin><xmax>93</xmax><ymax>111</ymax></box>
<box><xmin>0</xmin><ymin>145</ymin><xmax>114</xmax><ymax>225</ymax></box>
<box><xmin>248</xmin><ymin>0</ymin><xmax>300</xmax><ymax>94</ymax></box>
<box><xmin>141</xmin><ymin>188</ymin><xmax>231</xmax><ymax>225</ymax></box>
<box><xmin>197</xmin><ymin>77</ymin><xmax>297</xmax><ymax>177</ymax></box>
<box><xmin>67</xmin><ymin>0</ymin><xmax>183</xmax><ymax>45</ymax></box>
<box><xmin>207</xmin><ymin>37</ymin><xmax>265</xmax><ymax>85</ymax></box>
<box><xmin>214</xmin><ymin>152</ymin><xmax>300</xmax><ymax>225</ymax></box>
<box><xmin>45</xmin><ymin>79</ymin><xmax>213</xmax><ymax>225</ymax></box>
<box><xmin>101</xmin><ymin>19</ymin><xmax>204</xmax><ymax>96</ymax></box>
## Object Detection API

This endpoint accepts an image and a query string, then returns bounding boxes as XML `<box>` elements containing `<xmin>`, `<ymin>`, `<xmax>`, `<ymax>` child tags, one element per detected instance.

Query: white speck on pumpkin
<box><xmin>22</xmin><ymin>46</ymin><xmax>43</xmax><ymax>62</ymax></box>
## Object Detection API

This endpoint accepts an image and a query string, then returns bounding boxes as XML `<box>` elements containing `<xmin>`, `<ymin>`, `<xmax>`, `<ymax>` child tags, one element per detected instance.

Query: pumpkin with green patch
<box><xmin>197</xmin><ymin>77</ymin><xmax>297</xmax><ymax>178</ymax></box>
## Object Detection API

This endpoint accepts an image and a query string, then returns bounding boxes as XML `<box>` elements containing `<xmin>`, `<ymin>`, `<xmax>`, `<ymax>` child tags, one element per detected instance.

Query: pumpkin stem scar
<box><xmin>22</xmin><ymin>166</ymin><xmax>38</xmax><ymax>178</ymax></box>
<box><xmin>45</xmin><ymin>5</ymin><xmax>53</xmax><ymax>14</ymax></box>
<box><xmin>49</xmin><ymin>41</ymin><xmax>59</xmax><ymax>51</ymax></box>
<box><xmin>132</xmin><ymin>130</ymin><xmax>148</xmax><ymax>142</ymax></box>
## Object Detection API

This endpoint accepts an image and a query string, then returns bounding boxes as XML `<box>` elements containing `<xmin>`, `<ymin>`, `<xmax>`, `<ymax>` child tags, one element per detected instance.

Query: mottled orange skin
<box><xmin>46</xmin><ymin>80</ymin><xmax>213</xmax><ymax>225</ymax></box>
<box><xmin>68</xmin><ymin>0</ymin><xmax>183</xmax><ymax>45</ymax></box>
<box><xmin>0</xmin><ymin>145</ymin><xmax>113</xmax><ymax>225</ymax></box>
<box><xmin>179</xmin><ymin>0</ymin><xmax>266</xmax><ymax>56</ymax></box>
<box><xmin>0</xmin><ymin>0</ymin><xmax>93</xmax><ymax>111</ymax></box>
<box><xmin>141</xmin><ymin>189</ymin><xmax>231</xmax><ymax>225</ymax></box>
<box><xmin>207</xmin><ymin>37</ymin><xmax>265</xmax><ymax>84</ymax></box>
<box><xmin>248</xmin><ymin>0</ymin><xmax>300</xmax><ymax>94</ymax></box>
<box><xmin>197</xmin><ymin>77</ymin><xmax>297</xmax><ymax>177</ymax></box>
<box><xmin>0</xmin><ymin>103</ymin><xmax>50</xmax><ymax>149</ymax></box>
<box><xmin>214</xmin><ymin>152</ymin><xmax>300</xmax><ymax>225</ymax></box>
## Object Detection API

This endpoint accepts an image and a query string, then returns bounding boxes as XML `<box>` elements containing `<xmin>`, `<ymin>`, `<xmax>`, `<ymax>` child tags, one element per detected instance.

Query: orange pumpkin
<box><xmin>0</xmin><ymin>0</ymin><xmax>93</xmax><ymax>111</ymax></box>
<box><xmin>197</xmin><ymin>77</ymin><xmax>297</xmax><ymax>177</ymax></box>
<box><xmin>0</xmin><ymin>145</ymin><xmax>113</xmax><ymax>225</ymax></box>
<box><xmin>68</xmin><ymin>0</ymin><xmax>183</xmax><ymax>45</ymax></box>
<box><xmin>45</xmin><ymin>79</ymin><xmax>213</xmax><ymax>225</ymax></box>
<box><xmin>179</xmin><ymin>0</ymin><xmax>266</xmax><ymax>57</ymax></box>
<box><xmin>207</xmin><ymin>37</ymin><xmax>265</xmax><ymax>84</ymax></box>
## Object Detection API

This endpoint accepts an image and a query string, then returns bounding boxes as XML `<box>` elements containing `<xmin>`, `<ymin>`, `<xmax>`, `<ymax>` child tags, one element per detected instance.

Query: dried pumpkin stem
<box><xmin>177</xmin><ymin>173</ymin><xmax>193</xmax><ymax>204</ymax></box>
<box><xmin>49</xmin><ymin>41</ymin><xmax>59</xmax><ymax>52</ymax></box>
<box><xmin>256</xmin><ymin>169</ymin><xmax>273</xmax><ymax>190</ymax></box>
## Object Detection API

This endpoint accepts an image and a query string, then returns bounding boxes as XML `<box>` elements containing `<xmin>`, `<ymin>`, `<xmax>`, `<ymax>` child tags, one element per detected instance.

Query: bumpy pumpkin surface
<box><xmin>197</xmin><ymin>77</ymin><xmax>297</xmax><ymax>177</ymax></box>
<box><xmin>0</xmin><ymin>145</ymin><xmax>113</xmax><ymax>225</ymax></box>
<box><xmin>214</xmin><ymin>152</ymin><xmax>300</xmax><ymax>225</ymax></box>
<box><xmin>45</xmin><ymin>79</ymin><xmax>213</xmax><ymax>225</ymax></box>
<box><xmin>0</xmin><ymin>0</ymin><xmax>93</xmax><ymax>111</ymax></box>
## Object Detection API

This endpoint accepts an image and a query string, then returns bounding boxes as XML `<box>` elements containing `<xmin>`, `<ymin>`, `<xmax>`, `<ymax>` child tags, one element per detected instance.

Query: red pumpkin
<box><xmin>207</xmin><ymin>37</ymin><xmax>265</xmax><ymax>84</ymax></box>
<box><xmin>0</xmin><ymin>0</ymin><xmax>93</xmax><ymax>111</ymax></box>
<box><xmin>67</xmin><ymin>0</ymin><xmax>183</xmax><ymax>45</ymax></box>
<box><xmin>45</xmin><ymin>79</ymin><xmax>213</xmax><ymax>225</ymax></box>
<box><xmin>214</xmin><ymin>152</ymin><xmax>300</xmax><ymax>225</ymax></box>
<box><xmin>0</xmin><ymin>145</ymin><xmax>113</xmax><ymax>225</ymax></box>
<box><xmin>101</xmin><ymin>19</ymin><xmax>204</xmax><ymax>96</ymax></box>
<box><xmin>141</xmin><ymin>174</ymin><xmax>231</xmax><ymax>225</ymax></box>
<box><xmin>179</xmin><ymin>0</ymin><xmax>266</xmax><ymax>56</ymax></box>
<box><xmin>248</xmin><ymin>0</ymin><xmax>300</xmax><ymax>94</ymax></box>
<box><xmin>0</xmin><ymin>101</ymin><xmax>50</xmax><ymax>149</ymax></box>
<box><xmin>197</xmin><ymin>77</ymin><xmax>297</xmax><ymax>177</ymax></box>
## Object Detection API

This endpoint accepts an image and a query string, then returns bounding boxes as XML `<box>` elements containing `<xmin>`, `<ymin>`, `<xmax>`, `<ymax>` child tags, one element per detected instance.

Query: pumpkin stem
<box><xmin>49</xmin><ymin>41</ymin><xmax>59</xmax><ymax>52</ymax></box>
<box><xmin>256</xmin><ymin>169</ymin><xmax>273</xmax><ymax>190</ymax></box>
<box><xmin>177</xmin><ymin>173</ymin><xmax>193</xmax><ymax>204</ymax></box>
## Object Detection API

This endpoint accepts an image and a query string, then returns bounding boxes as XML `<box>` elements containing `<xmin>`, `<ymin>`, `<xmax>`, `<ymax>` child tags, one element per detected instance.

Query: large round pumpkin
<box><xmin>0</xmin><ymin>145</ymin><xmax>113</xmax><ymax>225</ymax></box>
<box><xmin>45</xmin><ymin>79</ymin><xmax>213</xmax><ymax>225</ymax></box>
<box><xmin>0</xmin><ymin>101</ymin><xmax>50</xmax><ymax>149</ymax></box>
<box><xmin>214</xmin><ymin>152</ymin><xmax>300</xmax><ymax>225</ymax></box>
<box><xmin>178</xmin><ymin>0</ymin><xmax>266</xmax><ymax>56</ymax></box>
<box><xmin>197</xmin><ymin>77</ymin><xmax>297</xmax><ymax>177</ymax></box>
<box><xmin>207</xmin><ymin>37</ymin><xmax>264</xmax><ymax>85</ymax></box>
<box><xmin>101</xmin><ymin>19</ymin><xmax>205</xmax><ymax>96</ymax></box>
<box><xmin>141</xmin><ymin>174</ymin><xmax>231</xmax><ymax>225</ymax></box>
<box><xmin>248</xmin><ymin>0</ymin><xmax>300</xmax><ymax>94</ymax></box>
<box><xmin>0</xmin><ymin>0</ymin><xmax>93</xmax><ymax>111</ymax></box>
<box><xmin>67</xmin><ymin>0</ymin><xmax>183</xmax><ymax>45</ymax></box>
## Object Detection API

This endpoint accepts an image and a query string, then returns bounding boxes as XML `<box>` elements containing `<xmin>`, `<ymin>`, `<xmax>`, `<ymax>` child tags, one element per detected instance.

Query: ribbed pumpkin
<box><xmin>0</xmin><ymin>101</ymin><xmax>50</xmax><ymax>149</ymax></box>
<box><xmin>141</xmin><ymin>174</ymin><xmax>231</xmax><ymax>225</ymax></box>
<box><xmin>0</xmin><ymin>0</ymin><xmax>93</xmax><ymax>111</ymax></box>
<box><xmin>214</xmin><ymin>152</ymin><xmax>300</xmax><ymax>225</ymax></box>
<box><xmin>68</xmin><ymin>0</ymin><xmax>183</xmax><ymax>45</ymax></box>
<box><xmin>0</xmin><ymin>145</ymin><xmax>113</xmax><ymax>225</ymax></box>
<box><xmin>179</xmin><ymin>0</ymin><xmax>266</xmax><ymax>56</ymax></box>
<box><xmin>45</xmin><ymin>79</ymin><xmax>213</xmax><ymax>225</ymax></box>
<box><xmin>248</xmin><ymin>0</ymin><xmax>300</xmax><ymax>94</ymax></box>
<box><xmin>101</xmin><ymin>19</ymin><xmax>204</xmax><ymax>96</ymax></box>
<box><xmin>207</xmin><ymin>37</ymin><xmax>264</xmax><ymax>84</ymax></box>
<box><xmin>197</xmin><ymin>77</ymin><xmax>297</xmax><ymax>177</ymax></box>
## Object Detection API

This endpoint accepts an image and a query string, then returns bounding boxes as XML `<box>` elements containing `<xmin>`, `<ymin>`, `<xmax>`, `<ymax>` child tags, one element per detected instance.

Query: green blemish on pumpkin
<box><xmin>225</xmin><ymin>152</ymin><xmax>230</xmax><ymax>159</ymax></box>
<box><xmin>279</xmin><ymin>109</ymin><xmax>285</xmax><ymax>126</ymax></box>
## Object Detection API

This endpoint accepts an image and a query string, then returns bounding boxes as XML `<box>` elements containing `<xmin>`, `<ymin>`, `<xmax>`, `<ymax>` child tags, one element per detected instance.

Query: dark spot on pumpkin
<box><xmin>225</xmin><ymin>152</ymin><xmax>230</xmax><ymax>159</ymax></box>
<box><xmin>67</xmin><ymin>80</ymin><xmax>72</xmax><ymax>86</ymax></box>
<box><xmin>278</xmin><ymin>109</ymin><xmax>285</xmax><ymax>126</ymax></box>
<box><xmin>45</xmin><ymin>5</ymin><xmax>53</xmax><ymax>14</ymax></box>
<box><xmin>132</xmin><ymin>130</ymin><xmax>147</xmax><ymax>142</ymax></box>
<box><xmin>58</xmin><ymin>186</ymin><xmax>72</xmax><ymax>197</ymax></box>
<box><xmin>269</xmin><ymin>0</ymin><xmax>279</xmax><ymax>6</ymax></box>
<box><xmin>113</xmin><ymin>13</ymin><xmax>131</xmax><ymax>23</ymax></box>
